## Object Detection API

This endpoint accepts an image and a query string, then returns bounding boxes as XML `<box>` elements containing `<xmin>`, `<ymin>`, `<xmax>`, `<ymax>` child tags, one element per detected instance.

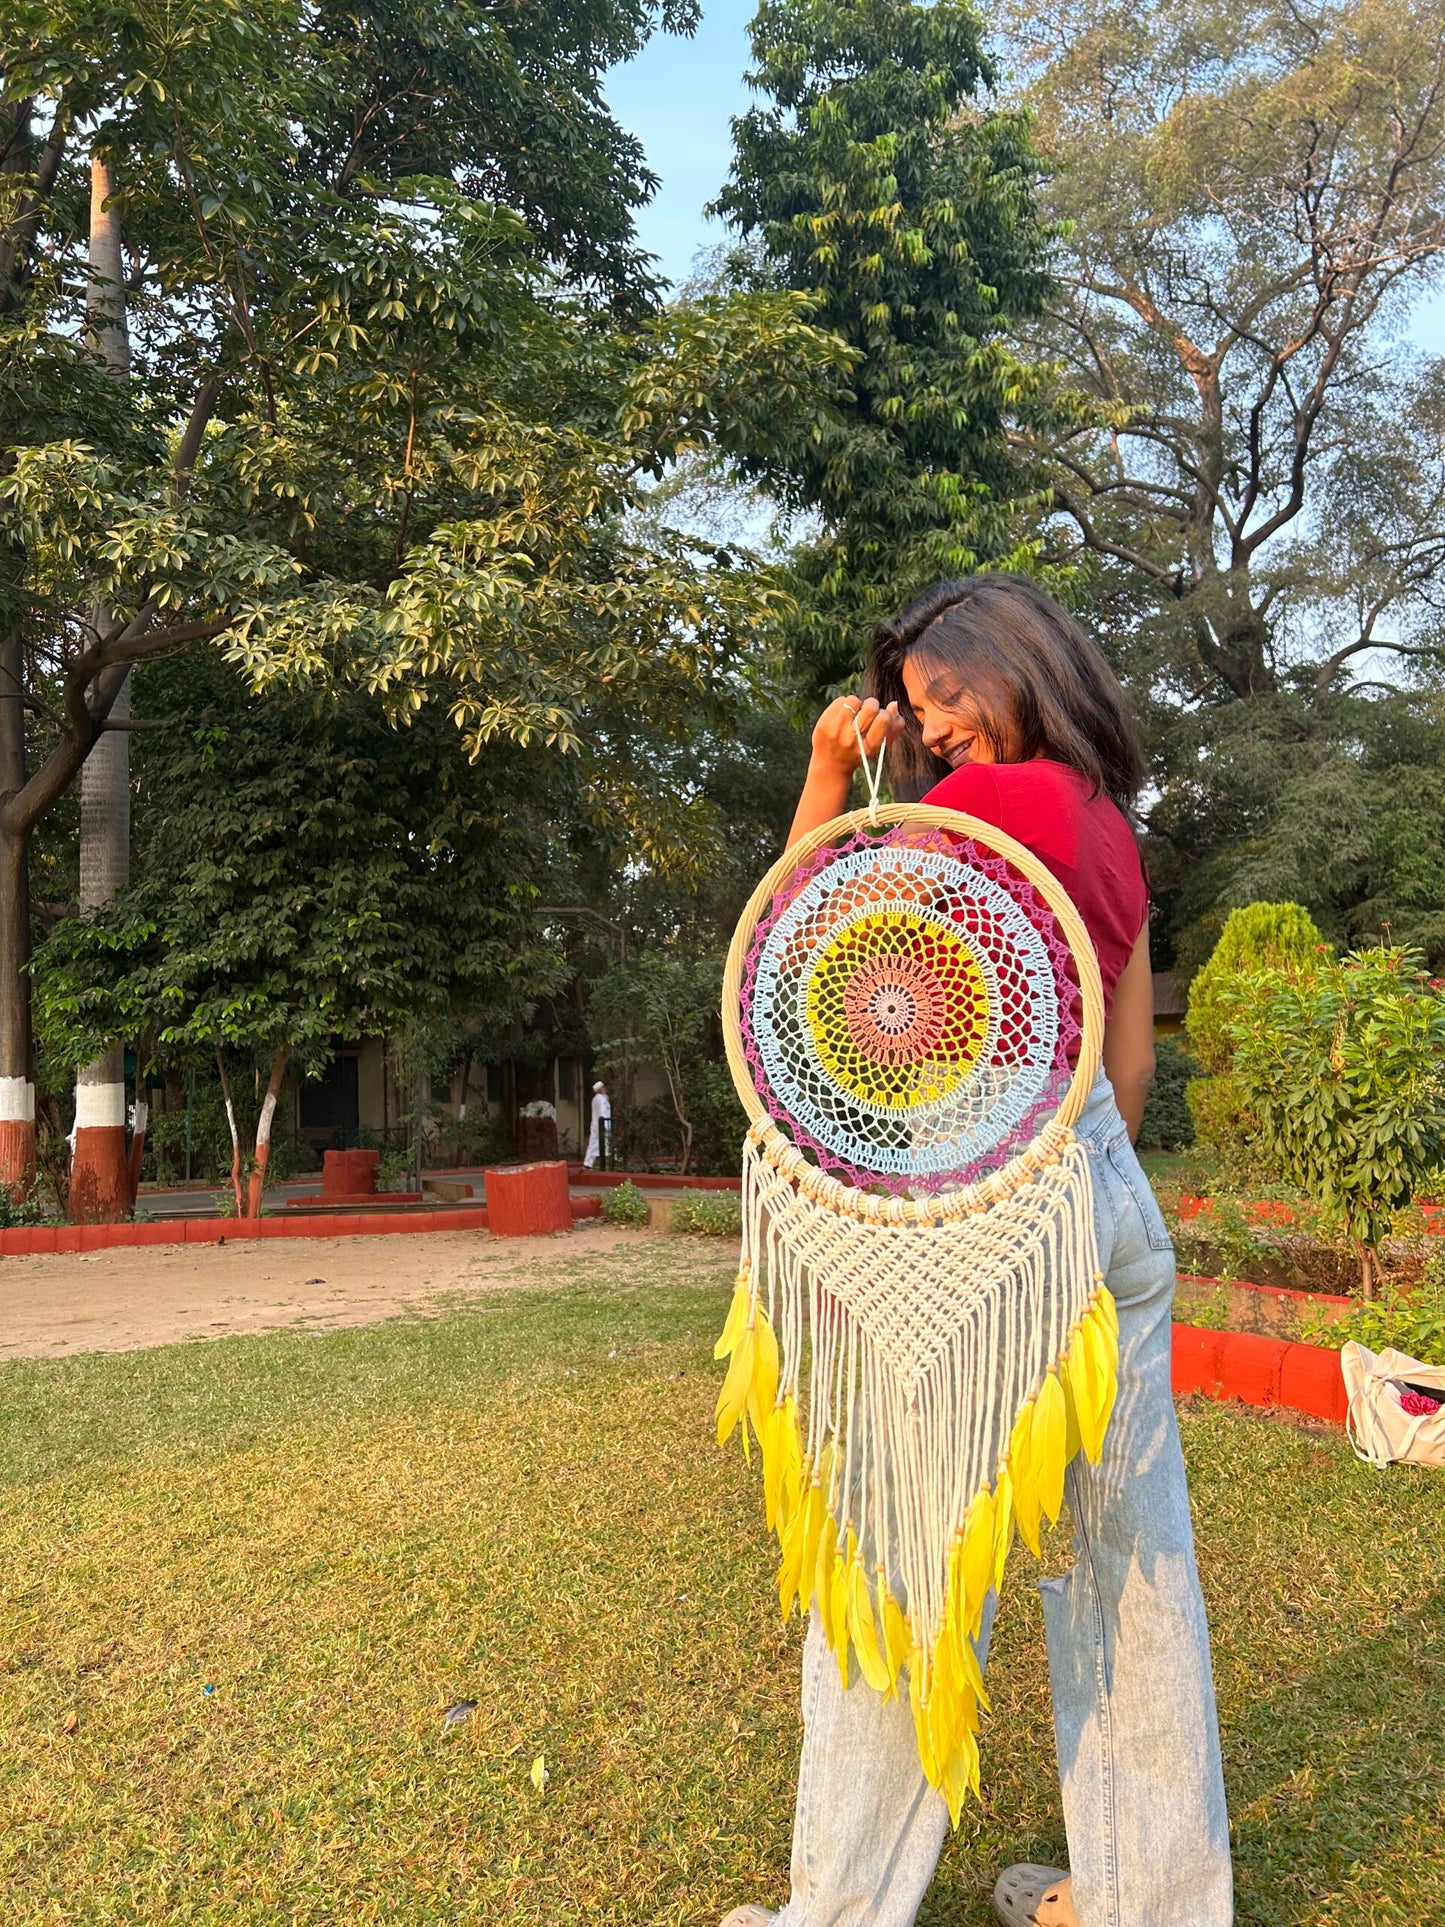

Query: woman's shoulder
<box><xmin>923</xmin><ymin>757</ymin><xmax>1088</xmax><ymax>817</ymax></box>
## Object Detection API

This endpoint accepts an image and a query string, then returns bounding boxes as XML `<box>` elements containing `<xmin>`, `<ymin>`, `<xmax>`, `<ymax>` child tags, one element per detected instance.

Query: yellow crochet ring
<box><xmin>806</xmin><ymin>907</ymin><xmax>992</xmax><ymax>1111</ymax></box>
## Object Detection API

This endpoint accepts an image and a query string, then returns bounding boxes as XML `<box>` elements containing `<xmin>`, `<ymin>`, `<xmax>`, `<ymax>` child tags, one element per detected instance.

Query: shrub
<box><xmin>1185</xmin><ymin>901</ymin><xmax>1326</xmax><ymax>1073</ymax></box>
<box><xmin>670</xmin><ymin>1190</ymin><xmax>743</xmax><ymax>1237</ymax></box>
<box><xmin>1138</xmin><ymin>1035</ymin><xmax>1197</xmax><ymax>1151</ymax></box>
<box><xmin>1185</xmin><ymin>903</ymin><xmax>1326</xmax><ymax>1180</ymax></box>
<box><xmin>1220</xmin><ymin>945</ymin><xmax>1445</xmax><ymax>1297</ymax></box>
<box><xmin>602</xmin><ymin>1181</ymin><xmax>651</xmax><ymax>1229</ymax></box>
<box><xmin>1302</xmin><ymin>1253</ymin><xmax>1445</xmax><ymax>1365</ymax></box>
<box><xmin>377</xmin><ymin>1150</ymin><xmax>416</xmax><ymax>1193</ymax></box>
<box><xmin>0</xmin><ymin>1183</ymin><xmax>58</xmax><ymax>1228</ymax></box>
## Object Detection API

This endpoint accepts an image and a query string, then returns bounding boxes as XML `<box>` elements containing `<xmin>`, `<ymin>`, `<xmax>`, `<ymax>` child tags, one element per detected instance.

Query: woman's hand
<box><xmin>786</xmin><ymin>695</ymin><xmax>905</xmax><ymax>850</ymax></box>
<box><xmin>808</xmin><ymin>695</ymin><xmax>903</xmax><ymax>778</ymax></box>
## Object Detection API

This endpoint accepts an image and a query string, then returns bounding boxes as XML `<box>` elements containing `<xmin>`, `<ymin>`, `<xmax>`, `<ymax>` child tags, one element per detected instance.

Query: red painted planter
<box><xmin>484</xmin><ymin>1160</ymin><xmax>572</xmax><ymax>1236</ymax></box>
<box><xmin>1171</xmin><ymin>1323</ymin><xmax>1348</xmax><ymax>1426</ymax></box>
<box><xmin>321</xmin><ymin>1149</ymin><xmax>380</xmax><ymax>1200</ymax></box>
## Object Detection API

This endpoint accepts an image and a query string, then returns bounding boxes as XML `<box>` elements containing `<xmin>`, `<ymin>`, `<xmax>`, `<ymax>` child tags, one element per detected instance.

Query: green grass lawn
<box><xmin>3</xmin><ymin>1239</ymin><xmax>1442</xmax><ymax>1925</ymax></box>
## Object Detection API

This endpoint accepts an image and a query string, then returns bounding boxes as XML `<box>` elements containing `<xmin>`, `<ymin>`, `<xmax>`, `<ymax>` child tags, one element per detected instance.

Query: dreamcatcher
<box><xmin>714</xmin><ymin>745</ymin><xmax>1118</xmax><ymax>1822</ymax></box>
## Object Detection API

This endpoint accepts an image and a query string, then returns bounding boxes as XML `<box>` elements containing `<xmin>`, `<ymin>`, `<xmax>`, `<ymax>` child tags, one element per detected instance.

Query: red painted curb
<box><xmin>1171</xmin><ymin>1323</ymin><xmax>1348</xmax><ymax>1425</ymax></box>
<box><xmin>1178</xmin><ymin>1273</ymin><xmax>1354</xmax><ymax>1309</ymax></box>
<box><xmin>0</xmin><ymin>1211</ymin><xmax>492</xmax><ymax>1256</ymax></box>
<box><xmin>566</xmin><ymin>1168</ymin><xmax>743</xmax><ymax>1192</ymax></box>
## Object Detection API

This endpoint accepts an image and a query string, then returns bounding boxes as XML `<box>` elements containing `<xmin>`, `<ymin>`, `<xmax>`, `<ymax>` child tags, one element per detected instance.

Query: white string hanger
<box><xmin>852</xmin><ymin>706</ymin><xmax>889</xmax><ymax>825</ymax></box>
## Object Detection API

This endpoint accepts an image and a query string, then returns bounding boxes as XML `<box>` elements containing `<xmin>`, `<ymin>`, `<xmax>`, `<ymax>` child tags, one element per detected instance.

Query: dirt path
<box><xmin>0</xmin><ymin>1225</ymin><xmax>657</xmax><ymax>1362</ymax></box>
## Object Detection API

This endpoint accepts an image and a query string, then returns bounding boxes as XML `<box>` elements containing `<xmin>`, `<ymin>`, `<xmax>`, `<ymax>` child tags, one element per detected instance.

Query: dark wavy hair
<box><xmin>867</xmin><ymin>575</ymin><xmax>1147</xmax><ymax>810</ymax></box>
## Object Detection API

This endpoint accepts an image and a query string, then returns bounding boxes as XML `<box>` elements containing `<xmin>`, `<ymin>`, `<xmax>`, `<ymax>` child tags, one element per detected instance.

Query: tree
<box><xmin>1004</xmin><ymin>0</ymin><xmax>1445</xmax><ymax>707</ymax></box>
<box><xmin>1217</xmin><ymin>946</ymin><xmax>1445</xmax><ymax>1297</ymax></box>
<box><xmin>70</xmin><ymin>147</ymin><xmax>137</xmax><ymax>1220</ymax></box>
<box><xmin>33</xmin><ymin>654</ymin><xmax>566</xmax><ymax>1216</ymax></box>
<box><xmin>991</xmin><ymin>0</ymin><xmax>1445</xmax><ymax>969</ymax></box>
<box><xmin>0</xmin><ymin>0</ymin><xmax>849</xmax><ymax>1186</ymax></box>
<box><xmin>713</xmin><ymin>0</ymin><xmax>1061</xmax><ymax>690</ymax></box>
<box><xmin>589</xmin><ymin>950</ymin><xmax>721</xmax><ymax>1174</ymax></box>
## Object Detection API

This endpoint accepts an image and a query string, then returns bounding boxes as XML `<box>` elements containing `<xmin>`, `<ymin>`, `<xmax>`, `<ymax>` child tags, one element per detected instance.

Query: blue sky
<box><xmin>605</xmin><ymin>6</ymin><xmax>1445</xmax><ymax>352</ymax></box>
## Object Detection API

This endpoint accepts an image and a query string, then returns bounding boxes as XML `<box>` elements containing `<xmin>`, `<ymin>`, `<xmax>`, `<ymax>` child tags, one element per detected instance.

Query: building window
<box><xmin>557</xmin><ymin>1056</ymin><xmax>575</xmax><ymax>1103</ymax></box>
<box><xmin>486</xmin><ymin>1063</ymin><xmax>505</xmax><ymax>1105</ymax></box>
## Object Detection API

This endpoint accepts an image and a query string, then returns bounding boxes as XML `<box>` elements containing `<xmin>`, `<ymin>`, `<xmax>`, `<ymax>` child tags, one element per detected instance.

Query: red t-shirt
<box><xmin>923</xmin><ymin>760</ymin><xmax>1147</xmax><ymax>1015</ymax></box>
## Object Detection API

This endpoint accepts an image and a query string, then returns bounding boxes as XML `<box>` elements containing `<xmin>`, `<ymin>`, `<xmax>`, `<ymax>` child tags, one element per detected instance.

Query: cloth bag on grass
<box><xmin>1342</xmin><ymin>1342</ymin><xmax>1445</xmax><ymax>1468</ymax></box>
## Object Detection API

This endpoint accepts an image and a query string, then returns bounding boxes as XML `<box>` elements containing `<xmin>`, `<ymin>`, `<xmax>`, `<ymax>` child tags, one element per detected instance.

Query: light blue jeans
<box><xmin>769</xmin><ymin>1079</ymin><xmax>1233</xmax><ymax>1926</ymax></box>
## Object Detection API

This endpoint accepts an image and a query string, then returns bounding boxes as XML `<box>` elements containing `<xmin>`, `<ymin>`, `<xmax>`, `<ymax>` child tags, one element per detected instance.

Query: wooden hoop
<box><xmin>720</xmin><ymin>804</ymin><xmax>1106</xmax><ymax>1224</ymax></box>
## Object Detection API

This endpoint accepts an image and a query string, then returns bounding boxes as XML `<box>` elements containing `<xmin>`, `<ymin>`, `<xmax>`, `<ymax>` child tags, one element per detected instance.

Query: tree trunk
<box><xmin>246</xmin><ymin>1044</ymin><xmax>291</xmax><ymax>1218</ymax></box>
<box><xmin>70</xmin><ymin>667</ymin><xmax>133</xmax><ymax>1220</ymax></box>
<box><xmin>215</xmin><ymin>1049</ymin><xmax>244</xmax><ymax>1218</ymax></box>
<box><xmin>70</xmin><ymin>150</ymin><xmax>134</xmax><ymax>1224</ymax></box>
<box><xmin>454</xmin><ymin>1049</ymin><xmax>472</xmax><ymax>1166</ymax></box>
<box><xmin>0</xmin><ymin>808</ymin><xmax>34</xmax><ymax>1192</ymax></box>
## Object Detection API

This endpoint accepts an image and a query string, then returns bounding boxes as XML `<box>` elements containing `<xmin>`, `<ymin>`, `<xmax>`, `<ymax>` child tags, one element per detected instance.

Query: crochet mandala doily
<box><xmin>738</xmin><ymin>823</ymin><xmax>1080</xmax><ymax>1193</ymax></box>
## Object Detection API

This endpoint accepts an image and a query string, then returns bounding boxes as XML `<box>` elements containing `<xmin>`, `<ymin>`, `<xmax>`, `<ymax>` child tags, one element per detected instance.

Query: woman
<box><xmin>722</xmin><ymin>577</ymin><xmax>1232</xmax><ymax>1927</ymax></box>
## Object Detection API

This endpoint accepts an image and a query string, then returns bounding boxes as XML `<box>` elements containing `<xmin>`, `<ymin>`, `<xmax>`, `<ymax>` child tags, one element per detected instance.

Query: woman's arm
<box><xmin>786</xmin><ymin>696</ymin><xmax>902</xmax><ymax>850</ymax></box>
<box><xmin>1101</xmin><ymin>925</ymin><xmax>1156</xmax><ymax>1143</ymax></box>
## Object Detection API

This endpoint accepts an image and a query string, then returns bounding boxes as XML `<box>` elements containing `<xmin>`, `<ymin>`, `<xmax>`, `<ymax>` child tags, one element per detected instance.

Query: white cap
<box><xmin>593</xmin><ymin>1080</ymin><xmax>606</xmax><ymax>1090</ymax></box>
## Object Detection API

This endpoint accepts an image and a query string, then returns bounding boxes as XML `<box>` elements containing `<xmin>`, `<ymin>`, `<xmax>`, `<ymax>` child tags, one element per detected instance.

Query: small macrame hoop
<box><xmin>721</xmin><ymin>802</ymin><xmax>1106</xmax><ymax>1203</ymax></box>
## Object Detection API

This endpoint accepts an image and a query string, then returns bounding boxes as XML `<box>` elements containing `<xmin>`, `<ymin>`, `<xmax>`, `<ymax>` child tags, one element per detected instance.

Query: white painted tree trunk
<box><xmin>70</xmin><ymin>150</ymin><xmax>134</xmax><ymax>1221</ymax></box>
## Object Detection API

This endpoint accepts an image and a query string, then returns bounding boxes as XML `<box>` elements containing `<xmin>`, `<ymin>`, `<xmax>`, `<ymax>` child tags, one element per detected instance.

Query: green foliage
<box><xmin>1</xmin><ymin>3</ymin><xmax>853</xmax><ymax>988</ymax></box>
<box><xmin>670</xmin><ymin>1189</ymin><xmax>743</xmax><ymax>1237</ymax></box>
<box><xmin>602</xmin><ymin>1180</ymin><xmax>651</xmax><ymax>1229</ymax></box>
<box><xmin>143</xmin><ymin>1079</ymin><xmax>306</xmax><ymax>1186</ymax></box>
<box><xmin>1174</xmin><ymin>1285</ymin><xmax>1237</xmax><ymax>1332</ymax></box>
<box><xmin>714</xmin><ymin>0</ymin><xmax>1060</xmax><ymax>685</ymax></box>
<box><xmin>1184</xmin><ymin>901</ymin><xmax>1326</xmax><ymax>1175</ymax></box>
<box><xmin>1302</xmin><ymin>1255</ymin><xmax>1445</xmax><ymax>1366</ymax></box>
<box><xmin>376</xmin><ymin>1151</ymin><xmax>415</xmax><ymax>1194</ymax></box>
<box><xmin>589</xmin><ymin>952</ymin><xmax>723</xmax><ymax>1174</ymax></box>
<box><xmin>1137</xmin><ymin>1035</ymin><xmax>1197</xmax><ymax>1152</ymax></box>
<box><xmin>33</xmin><ymin>654</ymin><xmax>565</xmax><ymax>1077</ymax></box>
<box><xmin>1219</xmin><ymin>946</ymin><xmax>1445</xmax><ymax>1290</ymax></box>
<box><xmin>1186</xmin><ymin>903</ymin><xmax>1327</xmax><ymax>1074</ymax></box>
<box><xmin>679</xmin><ymin>1060</ymin><xmax>745</xmax><ymax>1178</ymax></box>
<box><xmin>0</xmin><ymin>1182</ymin><xmax>57</xmax><ymax>1227</ymax></box>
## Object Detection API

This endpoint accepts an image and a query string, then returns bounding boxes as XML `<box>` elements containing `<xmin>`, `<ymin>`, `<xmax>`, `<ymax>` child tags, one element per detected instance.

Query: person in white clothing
<box><xmin>583</xmin><ymin>1081</ymin><xmax>611</xmax><ymax>1168</ymax></box>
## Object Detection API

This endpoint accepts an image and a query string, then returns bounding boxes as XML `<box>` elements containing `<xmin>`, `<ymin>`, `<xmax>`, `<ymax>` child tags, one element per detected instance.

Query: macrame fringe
<box><xmin>715</xmin><ymin>1123</ymin><xmax>1119</xmax><ymax>1825</ymax></box>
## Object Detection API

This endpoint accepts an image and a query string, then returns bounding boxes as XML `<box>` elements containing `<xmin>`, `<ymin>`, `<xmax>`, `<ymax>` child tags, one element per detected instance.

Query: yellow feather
<box><xmin>713</xmin><ymin>1278</ymin><xmax>748</xmax><ymax>1360</ymax></box>
<box><xmin>847</xmin><ymin>1554</ymin><xmax>891</xmax><ymax>1693</ymax></box>
<box><xmin>714</xmin><ymin>1324</ymin><xmax>755</xmax><ymax>1447</ymax></box>
<box><xmin>776</xmin><ymin>1483</ymin><xmax>808</xmax><ymax>1618</ymax></box>
<box><xmin>1010</xmin><ymin>1399</ymin><xmax>1043</xmax><ymax>1555</ymax></box>
<box><xmin>762</xmin><ymin>1402</ymin><xmax>785</xmax><ymax>1533</ymax></box>
<box><xmin>878</xmin><ymin>1576</ymin><xmax>911</xmax><ymax>1696</ymax></box>
<box><xmin>800</xmin><ymin>1482</ymin><xmax>826</xmax><ymax>1615</ymax></box>
<box><xmin>909</xmin><ymin>1651</ymin><xmax>937</xmax><ymax>1784</ymax></box>
<box><xmin>1066</xmin><ymin>1322</ymin><xmax>1104</xmax><ymax>1464</ymax></box>
<box><xmin>1033</xmin><ymin>1371</ymin><xmax>1068</xmax><ymax>1526</ymax></box>
<box><xmin>991</xmin><ymin>1467</ymin><xmax>1015</xmax><ymax>1591</ymax></box>
<box><xmin>960</xmin><ymin>1489</ymin><xmax>996</xmax><ymax>1639</ymax></box>
<box><xmin>747</xmin><ymin>1310</ymin><xmax>780</xmax><ymax>1439</ymax></box>
<box><xmin>1061</xmin><ymin>1356</ymin><xmax>1082</xmax><ymax>1463</ymax></box>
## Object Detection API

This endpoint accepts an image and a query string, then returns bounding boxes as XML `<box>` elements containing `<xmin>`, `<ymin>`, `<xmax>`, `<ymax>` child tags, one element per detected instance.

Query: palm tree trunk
<box><xmin>70</xmin><ymin>149</ymin><xmax>133</xmax><ymax>1223</ymax></box>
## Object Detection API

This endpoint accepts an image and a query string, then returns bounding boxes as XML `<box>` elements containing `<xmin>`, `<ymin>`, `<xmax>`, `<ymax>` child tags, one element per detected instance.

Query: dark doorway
<box><xmin>299</xmin><ymin>1053</ymin><xmax>360</xmax><ymax>1151</ymax></box>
